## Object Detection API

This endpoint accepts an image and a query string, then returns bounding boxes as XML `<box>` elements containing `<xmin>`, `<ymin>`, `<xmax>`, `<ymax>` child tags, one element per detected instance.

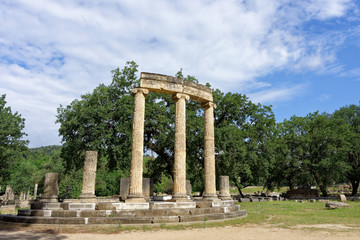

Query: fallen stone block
<box><xmin>325</xmin><ymin>201</ymin><xmax>350</xmax><ymax>209</ymax></box>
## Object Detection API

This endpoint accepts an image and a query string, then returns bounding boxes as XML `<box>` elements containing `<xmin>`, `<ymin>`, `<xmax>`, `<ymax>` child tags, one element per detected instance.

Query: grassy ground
<box><xmin>237</xmin><ymin>201</ymin><xmax>360</xmax><ymax>227</ymax></box>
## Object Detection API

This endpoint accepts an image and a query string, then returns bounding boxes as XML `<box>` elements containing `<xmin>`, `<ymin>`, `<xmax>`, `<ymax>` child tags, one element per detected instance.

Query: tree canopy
<box><xmin>0</xmin><ymin>94</ymin><xmax>28</xmax><ymax>184</ymax></box>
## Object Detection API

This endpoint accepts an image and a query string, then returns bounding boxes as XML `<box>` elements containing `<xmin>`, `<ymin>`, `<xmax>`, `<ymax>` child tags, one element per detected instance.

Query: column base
<box><xmin>218</xmin><ymin>194</ymin><xmax>233</xmax><ymax>200</ymax></box>
<box><xmin>171</xmin><ymin>193</ymin><xmax>189</xmax><ymax>202</ymax></box>
<box><xmin>203</xmin><ymin>193</ymin><xmax>218</xmax><ymax>200</ymax></box>
<box><xmin>40</xmin><ymin>196</ymin><xmax>58</xmax><ymax>203</ymax></box>
<box><xmin>79</xmin><ymin>193</ymin><xmax>96</xmax><ymax>199</ymax></box>
<box><xmin>125</xmin><ymin>194</ymin><xmax>146</xmax><ymax>203</ymax></box>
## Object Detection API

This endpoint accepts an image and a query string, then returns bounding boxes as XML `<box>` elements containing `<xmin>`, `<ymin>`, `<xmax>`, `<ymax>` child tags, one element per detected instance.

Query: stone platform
<box><xmin>0</xmin><ymin>200</ymin><xmax>246</xmax><ymax>225</ymax></box>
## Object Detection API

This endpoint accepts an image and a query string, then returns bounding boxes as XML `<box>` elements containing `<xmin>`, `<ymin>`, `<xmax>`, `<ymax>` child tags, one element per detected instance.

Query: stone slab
<box><xmin>61</xmin><ymin>203</ymin><xmax>96</xmax><ymax>210</ymax></box>
<box><xmin>42</xmin><ymin>203</ymin><xmax>62</xmax><ymax>210</ymax></box>
<box><xmin>150</xmin><ymin>202</ymin><xmax>176</xmax><ymax>209</ymax></box>
<box><xmin>96</xmin><ymin>202</ymin><xmax>122</xmax><ymax>210</ymax></box>
<box><xmin>121</xmin><ymin>203</ymin><xmax>149</xmax><ymax>210</ymax></box>
<box><xmin>221</xmin><ymin>200</ymin><xmax>235</xmax><ymax>206</ymax></box>
<box><xmin>174</xmin><ymin>202</ymin><xmax>196</xmax><ymax>209</ymax></box>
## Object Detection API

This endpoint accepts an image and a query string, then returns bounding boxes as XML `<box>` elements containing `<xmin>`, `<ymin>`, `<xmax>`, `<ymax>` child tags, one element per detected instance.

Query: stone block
<box><xmin>142</xmin><ymin>178</ymin><xmax>154</xmax><ymax>200</ymax></box>
<box><xmin>41</xmin><ymin>172</ymin><xmax>59</xmax><ymax>203</ymax></box>
<box><xmin>175</xmin><ymin>202</ymin><xmax>196</xmax><ymax>209</ymax></box>
<box><xmin>180</xmin><ymin>214</ymin><xmax>207</xmax><ymax>222</ymax></box>
<box><xmin>221</xmin><ymin>200</ymin><xmax>235</xmax><ymax>206</ymax></box>
<box><xmin>121</xmin><ymin>203</ymin><xmax>149</xmax><ymax>210</ymax></box>
<box><xmin>186</xmin><ymin>180</ymin><xmax>192</xmax><ymax>197</ymax></box>
<box><xmin>120</xmin><ymin>178</ymin><xmax>130</xmax><ymax>201</ymax></box>
<box><xmin>42</xmin><ymin>203</ymin><xmax>62</xmax><ymax>210</ymax></box>
<box><xmin>120</xmin><ymin>178</ymin><xmax>153</xmax><ymax>201</ymax></box>
<box><xmin>339</xmin><ymin>194</ymin><xmax>347</xmax><ymax>202</ymax></box>
<box><xmin>80</xmin><ymin>210</ymin><xmax>107</xmax><ymax>217</ymax></box>
<box><xmin>152</xmin><ymin>216</ymin><xmax>180</xmax><ymax>223</ymax></box>
<box><xmin>1</xmin><ymin>204</ymin><xmax>16</xmax><ymax>215</ymax></box>
<box><xmin>96</xmin><ymin>202</ymin><xmax>122</xmax><ymax>210</ymax></box>
<box><xmin>50</xmin><ymin>210</ymin><xmax>77</xmax><ymax>217</ymax></box>
<box><xmin>326</xmin><ymin>201</ymin><xmax>350</xmax><ymax>209</ymax></box>
<box><xmin>61</xmin><ymin>203</ymin><xmax>96</xmax><ymax>210</ymax></box>
<box><xmin>195</xmin><ymin>200</ymin><xmax>212</xmax><ymax>208</ymax></box>
<box><xmin>250</xmin><ymin>198</ymin><xmax>259</xmax><ymax>202</ymax></box>
<box><xmin>111</xmin><ymin>210</ymin><xmax>137</xmax><ymax>217</ymax></box>
<box><xmin>150</xmin><ymin>202</ymin><xmax>176</xmax><ymax>209</ymax></box>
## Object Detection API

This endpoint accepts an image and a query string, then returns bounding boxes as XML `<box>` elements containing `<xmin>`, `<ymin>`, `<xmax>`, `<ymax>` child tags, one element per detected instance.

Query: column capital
<box><xmin>172</xmin><ymin>93</ymin><xmax>190</xmax><ymax>101</ymax></box>
<box><xmin>132</xmin><ymin>88</ymin><xmax>149</xmax><ymax>96</ymax></box>
<box><xmin>201</xmin><ymin>101</ymin><xmax>217</xmax><ymax>109</ymax></box>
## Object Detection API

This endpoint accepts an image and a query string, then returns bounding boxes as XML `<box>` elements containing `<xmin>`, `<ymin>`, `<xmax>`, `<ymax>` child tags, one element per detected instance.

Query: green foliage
<box><xmin>271</xmin><ymin>112</ymin><xmax>348</xmax><ymax>196</ymax></box>
<box><xmin>59</xmin><ymin>170</ymin><xmax>82</xmax><ymax>199</ymax></box>
<box><xmin>0</xmin><ymin>94</ymin><xmax>28</xmax><ymax>184</ymax></box>
<box><xmin>95</xmin><ymin>169</ymin><xmax>123</xmax><ymax>196</ymax></box>
<box><xmin>56</xmin><ymin>62</ymin><xmax>138</xmax><ymax>173</ymax></box>
<box><xmin>214</xmin><ymin>90</ymin><xmax>276</xmax><ymax>196</ymax></box>
<box><xmin>333</xmin><ymin>104</ymin><xmax>360</xmax><ymax>195</ymax></box>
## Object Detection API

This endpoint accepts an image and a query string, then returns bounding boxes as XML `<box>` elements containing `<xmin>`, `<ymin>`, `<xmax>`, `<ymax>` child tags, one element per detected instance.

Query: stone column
<box><xmin>202</xmin><ymin>102</ymin><xmax>218</xmax><ymax>199</ymax></box>
<box><xmin>218</xmin><ymin>175</ymin><xmax>232</xmax><ymax>200</ymax></box>
<box><xmin>33</xmin><ymin>183</ymin><xmax>38</xmax><ymax>200</ymax></box>
<box><xmin>79</xmin><ymin>151</ymin><xmax>98</xmax><ymax>201</ymax></box>
<box><xmin>126</xmin><ymin>88</ymin><xmax>149</xmax><ymax>203</ymax></box>
<box><xmin>41</xmin><ymin>172</ymin><xmax>59</xmax><ymax>203</ymax></box>
<box><xmin>172</xmin><ymin>93</ymin><xmax>190</xmax><ymax>201</ymax></box>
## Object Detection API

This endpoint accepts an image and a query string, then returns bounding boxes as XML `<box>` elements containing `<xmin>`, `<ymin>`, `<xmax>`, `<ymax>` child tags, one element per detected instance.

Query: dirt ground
<box><xmin>1</xmin><ymin>224</ymin><xmax>360</xmax><ymax>240</ymax></box>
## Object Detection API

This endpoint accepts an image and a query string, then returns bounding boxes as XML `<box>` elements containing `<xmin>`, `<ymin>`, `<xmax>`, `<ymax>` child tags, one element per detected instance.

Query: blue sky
<box><xmin>1</xmin><ymin>0</ymin><xmax>360</xmax><ymax>147</ymax></box>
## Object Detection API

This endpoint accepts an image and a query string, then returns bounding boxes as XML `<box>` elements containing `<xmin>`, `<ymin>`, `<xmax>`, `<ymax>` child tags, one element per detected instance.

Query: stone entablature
<box><xmin>140</xmin><ymin>72</ymin><xmax>213</xmax><ymax>103</ymax></box>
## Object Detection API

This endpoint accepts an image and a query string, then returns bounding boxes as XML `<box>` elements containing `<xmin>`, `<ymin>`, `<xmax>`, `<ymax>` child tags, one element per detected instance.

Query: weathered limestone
<box><xmin>5</xmin><ymin>186</ymin><xmax>14</xmax><ymax>201</ymax></box>
<box><xmin>120</xmin><ymin>178</ymin><xmax>153</xmax><ymax>201</ymax></box>
<box><xmin>218</xmin><ymin>176</ymin><xmax>232</xmax><ymax>200</ymax></box>
<box><xmin>140</xmin><ymin>72</ymin><xmax>213</xmax><ymax>103</ymax></box>
<box><xmin>41</xmin><ymin>172</ymin><xmax>59</xmax><ymax>203</ymax></box>
<box><xmin>33</xmin><ymin>183</ymin><xmax>38</xmax><ymax>200</ymax></box>
<box><xmin>79</xmin><ymin>151</ymin><xmax>98</xmax><ymax>201</ymax></box>
<box><xmin>186</xmin><ymin>180</ymin><xmax>192</xmax><ymax>197</ymax></box>
<box><xmin>339</xmin><ymin>194</ymin><xmax>347</xmax><ymax>202</ymax></box>
<box><xmin>202</xmin><ymin>102</ymin><xmax>218</xmax><ymax>200</ymax></box>
<box><xmin>172</xmin><ymin>93</ymin><xmax>190</xmax><ymax>201</ymax></box>
<box><xmin>126</xmin><ymin>88</ymin><xmax>149</xmax><ymax>203</ymax></box>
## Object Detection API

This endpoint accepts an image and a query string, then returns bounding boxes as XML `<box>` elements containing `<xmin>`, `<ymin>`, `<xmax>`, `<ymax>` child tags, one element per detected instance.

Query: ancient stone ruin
<box><xmin>0</xmin><ymin>72</ymin><xmax>247</xmax><ymax>225</ymax></box>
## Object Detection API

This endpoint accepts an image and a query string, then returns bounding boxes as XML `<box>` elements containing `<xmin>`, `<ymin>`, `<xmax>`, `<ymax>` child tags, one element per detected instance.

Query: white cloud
<box><xmin>248</xmin><ymin>84</ymin><xmax>308</xmax><ymax>104</ymax></box>
<box><xmin>0</xmin><ymin>0</ymin><xmax>357</xmax><ymax>146</ymax></box>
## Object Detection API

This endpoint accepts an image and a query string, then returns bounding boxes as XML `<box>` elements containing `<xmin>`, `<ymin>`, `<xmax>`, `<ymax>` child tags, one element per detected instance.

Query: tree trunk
<box><xmin>312</xmin><ymin>171</ymin><xmax>328</xmax><ymax>197</ymax></box>
<box><xmin>238</xmin><ymin>187</ymin><xmax>245</xmax><ymax>198</ymax></box>
<box><xmin>351</xmin><ymin>180</ymin><xmax>359</xmax><ymax>196</ymax></box>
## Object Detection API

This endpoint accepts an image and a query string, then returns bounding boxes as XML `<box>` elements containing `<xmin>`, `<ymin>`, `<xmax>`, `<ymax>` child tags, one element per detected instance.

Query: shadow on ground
<box><xmin>0</xmin><ymin>229</ymin><xmax>68</xmax><ymax>240</ymax></box>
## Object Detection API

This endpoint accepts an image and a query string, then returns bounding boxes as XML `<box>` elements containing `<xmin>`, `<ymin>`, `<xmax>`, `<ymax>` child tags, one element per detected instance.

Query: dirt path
<box><xmin>1</xmin><ymin>225</ymin><xmax>360</xmax><ymax>240</ymax></box>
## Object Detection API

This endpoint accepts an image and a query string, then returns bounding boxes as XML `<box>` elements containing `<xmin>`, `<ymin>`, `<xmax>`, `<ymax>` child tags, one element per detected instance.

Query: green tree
<box><xmin>214</xmin><ymin>91</ymin><xmax>276</xmax><ymax>197</ymax></box>
<box><xmin>334</xmin><ymin>104</ymin><xmax>360</xmax><ymax>195</ymax></box>
<box><xmin>275</xmin><ymin>113</ymin><xmax>347</xmax><ymax>196</ymax></box>
<box><xmin>0</xmin><ymin>94</ymin><xmax>28</xmax><ymax>184</ymax></box>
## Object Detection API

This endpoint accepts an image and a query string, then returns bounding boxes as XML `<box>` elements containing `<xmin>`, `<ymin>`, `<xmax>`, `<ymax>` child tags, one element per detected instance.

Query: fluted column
<box><xmin>126</xmin><ymin>88</ymin><xmax>149</xmax><ymax>203</ymax></box>
<box><xmin>202</xmin><ymin>102</ymin><xmax>218</xmax><ymax>199</ymax></box>
<box><xmin>172</xmin><ymin>93</ymin><xmax>190</xmax><ymax>201</ymax></box>
<box><xmin>79</xmin><ymin>151</ymin><xmax>98</xmax><ymax>201</ymax></box>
